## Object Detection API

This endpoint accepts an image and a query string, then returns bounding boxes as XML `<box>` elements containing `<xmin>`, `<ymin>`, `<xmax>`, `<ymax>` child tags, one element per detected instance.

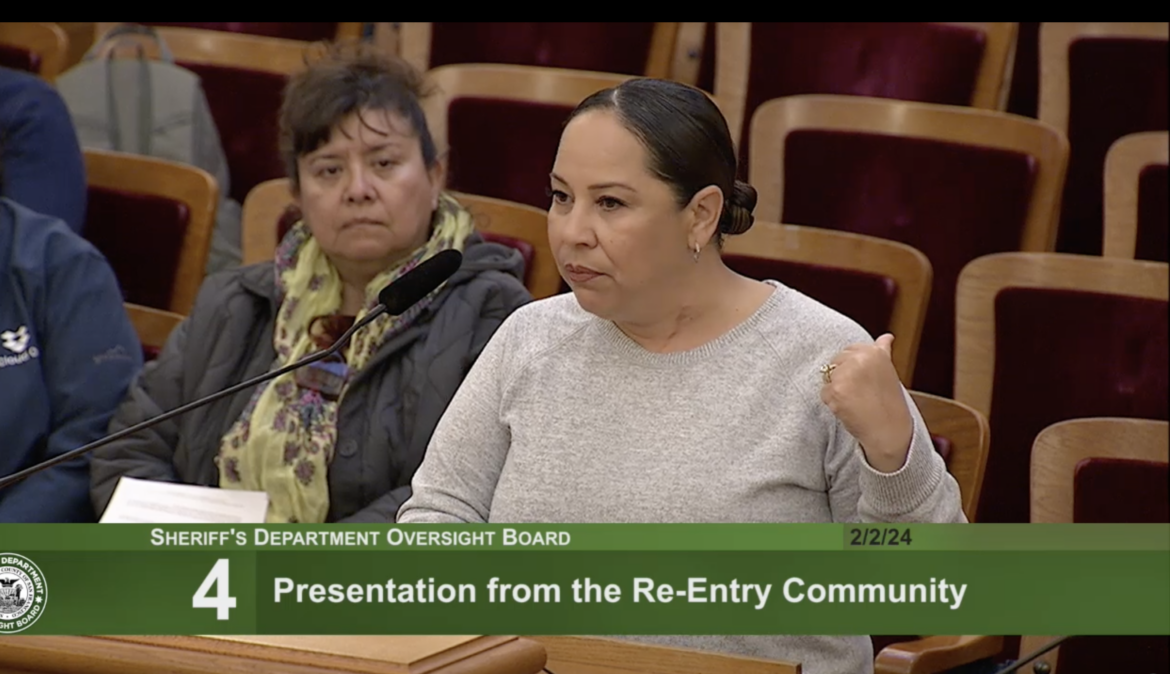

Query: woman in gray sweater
<box><xmin>397</xmin><ymin>78</ymin><xmax>965</xmax><ymax>673</ymax></box>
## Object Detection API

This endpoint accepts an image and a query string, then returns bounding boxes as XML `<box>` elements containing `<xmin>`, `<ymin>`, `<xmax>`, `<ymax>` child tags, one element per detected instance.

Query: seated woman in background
<box><xmin>0</xmin><ymin>66</ymin><xmax>88</xmax><ymax>234</ymax></box>
<box><xmin>0</xmin><ymin>185</ymin><xmax>141</xmax><ymax>521</ymax></box>
<box><xmin>397</xmin><ymin>79</ymin><xmax>964</xmax><ymax>673</ymax></box>
<box><xmin>90</xmin><ymin>46</ymin><xmax>532</xmax><ymax>523</ymax></box>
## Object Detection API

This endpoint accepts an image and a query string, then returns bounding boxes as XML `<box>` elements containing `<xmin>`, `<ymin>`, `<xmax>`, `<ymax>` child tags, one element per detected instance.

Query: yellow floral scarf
<box><xmin>216</xmin><ymin>194</ymin><xmax>473</xmax><ymax>523</ymax></box>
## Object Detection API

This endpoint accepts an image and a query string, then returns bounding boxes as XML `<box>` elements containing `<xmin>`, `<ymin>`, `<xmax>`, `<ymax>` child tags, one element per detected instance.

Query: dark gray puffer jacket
<box><xmin>90</xmin><ymin>234</ymin><xmax>532</xmax><ymax>522</ymax></box>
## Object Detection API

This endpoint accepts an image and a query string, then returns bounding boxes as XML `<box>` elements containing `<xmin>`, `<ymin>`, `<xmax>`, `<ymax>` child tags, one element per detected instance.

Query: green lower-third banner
<box><xmin>1</xmin><ymin>524</ymin><xmax>1167</xmax><ymax>636</ymax></box>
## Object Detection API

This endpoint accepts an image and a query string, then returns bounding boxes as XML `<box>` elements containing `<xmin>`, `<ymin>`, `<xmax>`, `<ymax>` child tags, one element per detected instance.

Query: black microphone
<box><xmin>0</xmin><ymin>248</ymin><xmax>463</xmax><ymax>492</ymax></box>
<box><xmin>988</xmin><ymin>636</ymin><xmax>1072</xmax><ymax>674</ymax></box>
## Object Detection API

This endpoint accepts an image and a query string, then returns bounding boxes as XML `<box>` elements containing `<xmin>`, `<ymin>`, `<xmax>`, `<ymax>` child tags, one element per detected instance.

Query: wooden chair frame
<box><xmin>1021</xmin><ymin>417</ymin><xmax>1170</xmax><ymax>673</ymax></box>
<box><xmin>95</xmin><ymin>22</ymin><xmax>360</xmax><ymax>48</ymax></box>
<box><xmin>84</xmin><ymin>148</ymin><xmax>218</xmax><ymax>315</ymax></box>
<box><xmin>876</xmin><ymin>635</ymin><xmax>1005</xmax><ymax>674</ymax></box>
<box><xmin>1038</xmin><ymin>22</ymin><xmax>1169</xmax><ymax>135</ymax></box>
<box><xmin>422</xmin><ymin>63</ymin><xmax>633</xmax><ymax>159</ymax></box>
<box><xmin>910</xmin><ymin>391</ymin><xmax>990</xmax><ymax>522</ymax></box>
<box><xmin>0</xmin><ymin>22</ymin><xmax>69</xmax><ymax>80</ymax></box>
<box><xmin>125</xmin><ymin>302</ymin><xmax>184</xmax><ymax>353</ymax></box>
<box><xmin>748</xmin><ymin>94</ymin><xmax>1070</xmax><ymax>253</ymax></box>
<box><xmin>149</xmin><ymin>26</ymin><xmax>311</xmax><ymax>74</ymax></box>
<box><xmin>449</xmin><ymin>191</ymin><xmax>560</xmax><ymax>299</ymax></box>
<box><xmin>669</xmin><ymin>22</ymin><xmax>708</xmax><ymax>85</ymax></box>
<box><xmin>721</xmin><ymin>220</ymin><xmax>932</xmax><ymax>385</ymax></box>
<box><xmin>399</xmin><ymin>22</ymin><xmax>678</xmax><ymax>79</ymax></box>
<box><xmin>1103</xmin><ymin>131</ymin><xmax>1169</xmax><ymax>259</ymax></box>
<box><xmin>715</xmin><ymin>22</ymin><xmax>1018</xmax><ymax>149</ymax></box>
<box><xmin>954</xmin><ymin>251</ymin><xmax>1170</xmax><ymax>419</ymax></box>
<box><xmin>0</xmin><ymin>635</ymin><xmax>546</xmax><ymax>673</ymax></box>
<box><xmin>240</xmin><ymin>177</ymin><xmax>295</xmax><ymax>265</ymax></box>
<box><xmin>530</xmin><ymin>636</ymin><xmax>797</xmax><ymax>674</ymax></box>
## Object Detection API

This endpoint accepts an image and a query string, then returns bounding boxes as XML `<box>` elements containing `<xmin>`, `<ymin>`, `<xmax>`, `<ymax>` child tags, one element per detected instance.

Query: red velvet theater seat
<box><xmin>1104</xmin><ymin>131</ymin><xmax>1169</xmax><ymax>262</ymax></box>
<box><xmin>153</xmin><ymin>27</ymin><xmax>310</xmax><ymax>205</ymax></box>
<box><xmin>710</xmin><ymin>22</ymin><xmax>1016</xmax><ymax>170</ymax></box>
<box><xmin>720</xmin><ymin>220</ymin><xmax>931</xmax><ymax>385</ymax></box>
<box><xmin>1057</xmin><ymin>458</ymin><xmax>1170</xmax><ymax>673</ymax></box>
<box><xmin>402</xmin><ymin>22</ymin><xmax>674</xmax><ymax>79</ymax></box>
<box><xmin>748</xmin><ymin>94</ymin><xmax>1068</xmax><ymax>398</ymax></box>
<box><xmin>0</xmin><ymin>44</ymin><xmax>38</xmax><ymax>73</ymax></box>
<box><xmin>423</xmin><ymin>64</ymin><xmax>632</xmax><ymax>211</ymax></box>
<box><xmin>1074</xmin><ymin>457</ymin><xmax>1169</xmax><ymax>523</ymax></box>
<box><xmin>0</xmin><ymin>22</ymin><xmax>68</xmax><ymax>80</ymax></box>
<box><xmin>451</xmin><ymin>191</ymin><xmax>560</xmax><ymax>300</ymax></box>
<box><xmin>1039</xmin><ymin>22</ymin><xmax>1169</xmax><ymax>256</ymax></box>
<box><xmin>82</xmin><ymin>149</ymin><xmax>218</xmax><ymax>315</ymax></box>
<box><xmin>1026</xmin><ymin>417</ymin><xmax>1169</xmax><ymax>674</ymax></box>
<box><xmin>1006</xmin><ymin>22</ymin><xmax>1041</xmax><ymax>118</ymax></box>
<box><xmin>958</xmin><ymin>254</ymin><xmax>1169</xmax><ymax>524</ymax></box>
<box><xmin>1137</xmin><ymin>164</ymin><xmax>1170</xmax><ymax>261</ymax></box>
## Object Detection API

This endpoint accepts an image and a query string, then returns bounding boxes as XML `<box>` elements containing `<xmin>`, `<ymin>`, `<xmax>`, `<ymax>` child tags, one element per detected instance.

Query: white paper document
<box><xmin>99</xmin><ymin>477</ymin><xmax>269</xmax><ymax>523</ymax></box>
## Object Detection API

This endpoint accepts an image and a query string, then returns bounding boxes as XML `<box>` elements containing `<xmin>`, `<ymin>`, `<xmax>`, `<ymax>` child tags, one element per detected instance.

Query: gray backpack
<box><xmin>56</xmin><ymin>23</ymin><xmax>242</xmax><ymax>274</ymax></box>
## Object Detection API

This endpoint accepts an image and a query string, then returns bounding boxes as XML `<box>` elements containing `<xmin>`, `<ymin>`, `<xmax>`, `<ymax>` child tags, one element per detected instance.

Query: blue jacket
<box><xmin>0</xmin><ymin>66</ymin><xmax>88</xmax><ymax>234</ymax></box>
<box><xmin>0</xmin><ymin>198</ymin><xmax>141</xmax><ymax>521</ymax></box>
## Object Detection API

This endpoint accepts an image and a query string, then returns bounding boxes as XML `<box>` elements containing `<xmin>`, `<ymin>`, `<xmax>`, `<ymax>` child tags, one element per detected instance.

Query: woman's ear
<box><xmin>429</xmin><ymin>151</ymin><xmax>449</xmax><ymax>206</ymax></box>
<box><xmin>289</xmin><ymin>167</ymin><xmax>303</xmax><ymax>209</ymax></box>
<box><xmin>687</xmin><ymin>184</ymin><xmax>724</xmax><ymax>248</ymax></box>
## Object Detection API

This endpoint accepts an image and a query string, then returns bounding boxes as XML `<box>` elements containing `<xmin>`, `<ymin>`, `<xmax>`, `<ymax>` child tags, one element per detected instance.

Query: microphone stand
<box><xmin>0</xmin><ymin>304</ymin><xmax>387</xmax><ymax>491</ymax></box>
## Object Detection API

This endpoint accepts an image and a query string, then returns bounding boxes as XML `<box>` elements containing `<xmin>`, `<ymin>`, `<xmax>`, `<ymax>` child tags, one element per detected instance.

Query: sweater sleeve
<box><xmin>396</xmin><ymin>308</ymin><xmax>521</xmax><ymax>524</ymax></box>
<box><xmin>827</xmin><ymin>387</ymin><xmax>967</xmax><ymax>524</ymax></box>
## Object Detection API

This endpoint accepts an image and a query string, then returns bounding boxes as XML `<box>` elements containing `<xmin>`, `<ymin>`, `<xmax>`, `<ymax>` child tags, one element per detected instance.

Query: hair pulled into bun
<box><xmin>719</xmin><ymin>180</ymin><xmax>758</xmax><ymax>236</ymax></box>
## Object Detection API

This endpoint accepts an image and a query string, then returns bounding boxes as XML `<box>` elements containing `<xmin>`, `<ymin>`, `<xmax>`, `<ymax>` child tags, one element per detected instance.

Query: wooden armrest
<box><xmin>875</xmin><ymin>636</ymin><xmax>1003</xmax><ymax>674</ymax></box>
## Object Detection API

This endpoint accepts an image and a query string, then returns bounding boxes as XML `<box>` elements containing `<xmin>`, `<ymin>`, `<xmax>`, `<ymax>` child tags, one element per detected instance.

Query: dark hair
<box><xmin>566</xmin><ymin>78</ymin><xmax>757</xmax><ymax>241</ymax></box>
<box><xmin>279</xmin><ymin>43</ymin><xmax>437</xmax><ymax>191</ymax></box>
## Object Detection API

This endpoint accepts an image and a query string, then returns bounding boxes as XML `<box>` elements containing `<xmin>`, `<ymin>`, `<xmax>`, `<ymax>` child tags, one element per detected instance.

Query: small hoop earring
<box><xmin>692</xmin><ymin>243</ymin><xmax>701</xmax><ymax>263</ymax></box>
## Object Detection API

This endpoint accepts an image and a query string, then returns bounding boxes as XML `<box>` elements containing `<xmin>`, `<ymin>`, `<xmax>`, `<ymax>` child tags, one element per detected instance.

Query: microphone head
<box><xmin>378</xmin><ymin>249</ymin><xmax>463</xmax><ymax>315</ymax></box>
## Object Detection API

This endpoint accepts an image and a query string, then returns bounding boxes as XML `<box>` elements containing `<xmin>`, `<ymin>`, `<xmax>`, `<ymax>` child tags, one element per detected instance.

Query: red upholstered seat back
<box><xmin>176</xmin><ymin>62</ymin><xmax>289</xmax><ymax>205</ymax></box>
<box><xmin>276</xmin><ymin>205</ymin><xmax>299</xmax><ymax>240</ymax></box>
<box><xmin>738</xmin><ymin>22</ymin><xmax>987</xmax><ymax>172</ymax></box>
<box><xmin>1073</xmin><ymin>457</ymin><xmax>1169</xmax><ymax>523</ymax></box>
<box><xmin>445</xmin><ymin>98</ymin><xmax>571</xmax><ymax>210</ymax></box>
<box><xmin>84</xmin><ymin>187</ymin><xmax>191</xmax><ymax>311</ymax></box>
<box><xmin>1052</xmin><ymin>458</ymin><xmax>1170</xmax><ymax>673</ymax></box>
<box><xmin>479</xmin><ymin>233</ymin><xmax>535</xmax><ymax>286</ymax></box>
<box><xmin>776</xmin><ymin>129</ymin><xmax>1037</xmax><ymax>397</ymax></box>
<box><xmin>980</xmin><ymin>287</ymin><xmax>1169</xmax><ymax>523</ymax></box>
<box><xmin>1136</xmin><ymin>164</ymin><xmax>1169</xmax><ymax>262</ymax></box>
<box><xmin>1006</xmin><ymin>22</ymin><xmax>1041</xmax><ymax>118</ymax></box>
<box><xmin>722</xmin><ymin>254</ymin><xmax>897</xmax><ymax>343</ymax></box>
<box><xmin>428</xmin><ymin>23</ymin><xmax>656</xmax><ymax>76</ymax></box>
<box><xmin>0</xmin><ymin>44</ymin><xmax>38</xmax><ymax>73</ymax></box>
<box><xmin>144</xmin><ymin>22</ymin><xmax>340</xmax><ymax>42</ymax></box>
<box><xmin>1058</xmin><ymin>36</ymin><xmax>1169</xmax><ymax>255</ymax></box>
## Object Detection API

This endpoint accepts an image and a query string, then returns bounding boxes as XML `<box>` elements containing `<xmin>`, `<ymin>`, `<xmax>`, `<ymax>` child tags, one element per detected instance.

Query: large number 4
<box><xmin>193</xmin><ymin>558</ymin><xmax>237</xmax><ymax>620</ymax></box>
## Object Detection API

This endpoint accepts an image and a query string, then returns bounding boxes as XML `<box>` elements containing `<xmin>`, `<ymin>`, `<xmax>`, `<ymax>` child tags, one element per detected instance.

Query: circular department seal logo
<box><xmin>0</xmin><ymin>553</ymin><xmax>47</xmax><ymax>633</ymax></box>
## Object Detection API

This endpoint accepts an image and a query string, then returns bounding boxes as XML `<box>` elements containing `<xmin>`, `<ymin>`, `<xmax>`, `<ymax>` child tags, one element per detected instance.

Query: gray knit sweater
<box><xmin>398</xmin><ymin>281</ymin><xmax>966</xmax><ymax>674</ymax></box>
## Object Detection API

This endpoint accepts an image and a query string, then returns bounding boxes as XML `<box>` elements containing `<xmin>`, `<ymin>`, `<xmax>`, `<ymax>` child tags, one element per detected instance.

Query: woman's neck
<box><xmin>614</xmin><ymin>263</ymin><xmax>772</xmax><ymax>354</ymax></box>
<box><xmin>333</xmin><ymin>258</ymin><xmax>389</xmax><ymax>315</ymax></box>
<box><xmin>340</xmin><ymin>282</ymin><xmax>367</xmax><ymax>315</ymax></box>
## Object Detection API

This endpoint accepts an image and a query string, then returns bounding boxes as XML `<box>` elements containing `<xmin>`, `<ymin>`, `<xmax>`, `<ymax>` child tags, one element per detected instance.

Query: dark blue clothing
<box><xmin>0</xmin><ymin>66</ymin><xmax>87</xmax><ymax>234</ymax></box>
<box><xmin>0</xmin><ymin>198</ymin><xmax>141</xmax><ymax>521</ymax></box>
